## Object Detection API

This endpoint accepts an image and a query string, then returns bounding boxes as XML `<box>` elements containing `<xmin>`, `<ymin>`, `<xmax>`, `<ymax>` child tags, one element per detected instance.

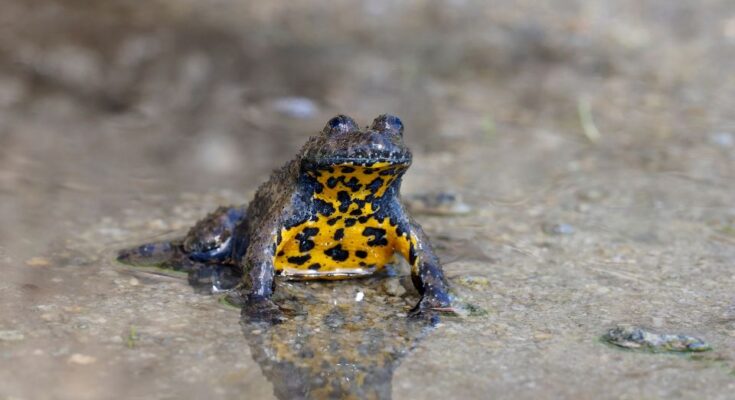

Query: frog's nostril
<box><xmin>323</xmin><ymin>115</ymin><xmax>358</xmax><ymax>136</ymax></box>
<box><xmin>371</xmin><ymin>114</ymin><xmax>404</xmax><ymax>136</ymax></box>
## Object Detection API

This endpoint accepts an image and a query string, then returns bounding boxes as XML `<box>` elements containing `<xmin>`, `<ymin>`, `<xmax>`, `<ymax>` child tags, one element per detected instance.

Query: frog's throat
<box><xmin>273</xmin><ymin>162</ymin><xmax>417</xmax><ymax>279</ymax></box>
<box><xmin>307</xmin><ymin>161</ymin><xmax>408</xmax><ymax>202</ymax></box>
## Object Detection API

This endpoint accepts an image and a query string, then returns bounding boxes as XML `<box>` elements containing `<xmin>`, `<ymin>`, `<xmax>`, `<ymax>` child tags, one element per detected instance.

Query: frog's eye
<box><xmin>323</xmin><ymin>115</ymin><xmax>358</xmax><ymax>136</ymax></box>
<box><xmin>371</xmin><ymin>114</ymin><xmax>404</xmax><ymax>137</ymax></box>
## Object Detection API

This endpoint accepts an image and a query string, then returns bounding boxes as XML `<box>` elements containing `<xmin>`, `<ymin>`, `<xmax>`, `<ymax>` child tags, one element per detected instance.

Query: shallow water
<box><xmin>2</xmin><ymin>0</ymin><xmax>735</xmax><ymax>399</ymax></box>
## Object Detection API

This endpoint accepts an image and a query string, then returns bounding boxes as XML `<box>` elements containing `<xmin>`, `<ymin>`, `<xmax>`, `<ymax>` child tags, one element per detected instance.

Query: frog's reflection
<box><xmin>241</xmin><ymin>276</ymin><xmax>434</xmax><ymax>400</ymax></box>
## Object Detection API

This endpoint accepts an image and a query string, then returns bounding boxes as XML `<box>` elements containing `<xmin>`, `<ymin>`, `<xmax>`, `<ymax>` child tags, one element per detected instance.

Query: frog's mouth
<box><xmin>303</xmin><ymin>157</ymin><xmax>411</xmax><ymax>171</ymax></box>
<box><xmin>301</xmin><ymin>129</ymin><xmax>413</xmax><ymax>169</ymax></box>
<box><xmin>302</xmin><ymin>160</ymin><xmax>411</xmax><ymax>185</ymax></box>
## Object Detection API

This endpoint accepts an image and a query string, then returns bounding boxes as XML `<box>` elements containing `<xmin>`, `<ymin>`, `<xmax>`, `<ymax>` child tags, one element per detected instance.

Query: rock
<box><xmin>603</xmin><ymin>325</ymin><xmax>711</xmax><ymax>353</ymax></box>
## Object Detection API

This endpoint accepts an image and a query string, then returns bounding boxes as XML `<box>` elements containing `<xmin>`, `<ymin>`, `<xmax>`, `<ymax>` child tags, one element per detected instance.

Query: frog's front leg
<box><xmin>396</xmin><ymin>217</ymin><xmax>453</xmax><ymax>317</ymax></box>
<box><xmin>182</xmin><ymin>205</ymin><xmax>248</xmax><ymax>263</ymax></box>
<box><xmin>118</xmin><ymin>205</ymin><xmax>247</xmax><ymax>292</ymax></box>
<box><xmin>240</xmin><ymin>226</ymin><xmax>284</xmax><ymax>324</ymax></box>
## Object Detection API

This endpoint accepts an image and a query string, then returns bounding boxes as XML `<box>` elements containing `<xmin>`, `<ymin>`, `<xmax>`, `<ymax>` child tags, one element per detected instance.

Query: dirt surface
<box><xmin>1</xmin><ymin>1</ymin><xmax>734</xmax><ymax>399</ymax></box>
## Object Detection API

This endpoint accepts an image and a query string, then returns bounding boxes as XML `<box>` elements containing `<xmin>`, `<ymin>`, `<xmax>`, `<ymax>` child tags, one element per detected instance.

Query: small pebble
<box><xmin>382</xmin><ymin>279</ymin><xmax>406</xmax><ymax>297</ymax></box>
<box><xmin>68</xmin><ymin>353</ymin><xmax>97</xmax><ymax>365</ymax></box>
<box><xmin>25</xmin><ymin>257</ymin><xmax>50</xmax><ymax>267</ymax></box>
<box><xmin>709</xmin><ymin>132</ymin><xmax>734</xmax><ymax>148</ymax></box>
<box><xmin>404</xmin><ymin>192</ymin><xmax>472</xmax><ymax>216</ymax></box>
<box><xmin>456</xmin><ymin>275</ymin><xmax>490</xmax><ymax>290</ymax></box>
<box><xmin>542</xmin><ymin>223</ymin><xmax>575</xmax><ymax>236</ymax></box>
<box><xmin>576</xmin><ymin>188</ymin><xmax>607</xmax><ymax>202</ymax></box>
<box><xmin>271</xmin><ymin>97</ymin><xmax>319</xmax><ymax>119</ymax></box>
<box><xmin>0</xmin><ymin>330</ymin><xmax>25</xmax><ymax>341</ymax></box>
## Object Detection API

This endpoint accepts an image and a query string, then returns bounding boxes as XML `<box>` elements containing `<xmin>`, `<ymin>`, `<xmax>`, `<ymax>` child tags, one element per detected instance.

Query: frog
<box><xmin>118</xmin><ymin>114</ymin><xmax>452</xmax><ymax>322</ymax></box>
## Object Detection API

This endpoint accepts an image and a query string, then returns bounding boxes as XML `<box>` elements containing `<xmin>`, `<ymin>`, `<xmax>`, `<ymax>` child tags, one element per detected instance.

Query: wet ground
<box><xmin>1</xmin><ymin>1</ymin><xmax>735</xmax><ymax>399</ymax></box>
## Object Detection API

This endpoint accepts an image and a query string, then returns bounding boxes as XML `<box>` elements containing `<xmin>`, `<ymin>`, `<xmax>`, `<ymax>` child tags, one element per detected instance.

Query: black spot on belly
<box><xmin>327</xmin><ymin>216</ymin><xmax>342</xmax><ymax>225</ymax></box>
<box><xmin>343</xmin><ymin>177</ymin><xmax>362</xmax><ymax>192</ymax></box>
<box><xmin>358</xmin><ymin>216</ymin><xmax>370</xmax><ymax>223</ymax></box>
<box><xmin>288</xmin><ymin>254</ymin><xmax>311</xmax><ymax>265</ymax></box>
<box><xmin>379</xmin><ymin>168</ymin><xmax>396</xmax><ymax>176</ymax></box>
<box><xmin>326</xmin><ymin>176</ymin><xmax>339</xmax><ymax>189</ymax></box>
<box><xmin>314</xmin><ymin>199</ymin><xmax>335</xmax><ymax>216</ymax></box>
<box><xmin>325</xmin><ymin>244</ymin><xmax>349</xmax><ymax>261</ymax></box>
<box><xmin>341</xmin><ymin>166</ymin><xmax>355</xmax><ymax>173</ymax></box>
<box><xmin>366</xmin><ymin>177</ymin><xmax>384</xmax><ymax>194</ymax></box>
<box><xmin>337</xmin><ymin>191</ymin><xmax>352</xmax><ymax>212</ymax></box>
<box><xmin>296</xmin><ymin>227</ymin><xmax>319</xmax><ymax>252</ymax></box>
<box><xmin>344</xmin><ymin>218</ymin><xmax>357</xmax><ymax>227</ymax></box>
<box><xmin>355</xmin><ymin>250</ymin><xmax>368</xmax><ymax>258</ymax></box>
<box><xmin>277</xmin><ymin>250</ymin><xmax>285</xmax><ymax>256</ymax></box>
<box><xmin>308</xmin><ymin>263</ymin><xmax>321</xmax><ymax>270</ymax></box>
<box><xmin>362</xmin><ymin>227</ymin><xmax>388</xmax><ymax>246</ymax></box>
<box><xmin>364</xmin><ymin>168</ymin><xmax>374</xmax><ymax>175</ymax></box>
<box><xmin>333</xmin><ymin>228</ymin><xmax>344</xmax><ymax>241</ymax></box>
<box><xmin>350</xmin><ymin>209</ymin><xmax>362</xmax><ymax>216</ymax></box>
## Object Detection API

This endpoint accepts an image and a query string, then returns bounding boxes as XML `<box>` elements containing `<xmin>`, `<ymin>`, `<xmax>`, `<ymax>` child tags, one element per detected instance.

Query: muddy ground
<box><xmin>1</xmin><ymin>1</ymin><xmax>734</xmax><ymax>399</ymax></box>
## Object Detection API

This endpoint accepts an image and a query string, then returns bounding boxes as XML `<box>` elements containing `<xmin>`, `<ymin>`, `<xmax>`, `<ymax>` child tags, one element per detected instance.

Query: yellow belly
<box><xmin>274</xmin><ymin>215</ymin><xmax>408</xmax><ymax>279</ymax></box>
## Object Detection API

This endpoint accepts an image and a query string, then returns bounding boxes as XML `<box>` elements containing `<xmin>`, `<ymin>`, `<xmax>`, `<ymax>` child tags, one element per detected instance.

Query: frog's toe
<box><xmin>408</xmin><ymin>294</ymin><xmax>456</xmax><ymax>322</ymax></box>
<box><xmin>117</xmin><ymin>241</ymin><xmax>179</xmax><ymax>266</ymax></box>
<box><xmin>242</xmin><ymin>296</ymin><xmax>285</xmax><ymax>325</ymax></box>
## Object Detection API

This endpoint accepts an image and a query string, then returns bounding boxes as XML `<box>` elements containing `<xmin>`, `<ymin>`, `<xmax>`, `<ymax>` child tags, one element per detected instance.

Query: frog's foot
<box><xmin>188</xmin><ymin>264</ymin><xmax>242</xmax><ymax>294</ymax></box>
<box><xmin>242</xmin><ymin>295</ymin><xmax>285</xmax><ymax>325</ymax></box>
<box><xmin>408</xmin><ymin>292</ymin><xmax>456</xmax><ymax>322</ymax></box>
<box><xmin>117</xmin><ymin>241</ymin><xmax>183</xmax><ymax>267</ymax></box>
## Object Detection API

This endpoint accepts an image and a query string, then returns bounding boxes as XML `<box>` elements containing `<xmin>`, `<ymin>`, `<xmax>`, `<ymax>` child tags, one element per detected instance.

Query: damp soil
<box><xmin>1</xmin><ymin>1</ymin><xmax>735</xmax><ymax>399</ymax></box>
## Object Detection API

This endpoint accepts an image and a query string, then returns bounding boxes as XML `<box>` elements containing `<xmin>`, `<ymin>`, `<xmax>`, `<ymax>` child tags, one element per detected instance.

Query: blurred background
<box><xmin>1</xmin><ymin>0</ymin><xmax>734</xmax><ymax>252</ymax></box>
<box><xmin>1</xmin><ymin>1</ymin><xmax>734</xmax><ymax>399</ymax></box>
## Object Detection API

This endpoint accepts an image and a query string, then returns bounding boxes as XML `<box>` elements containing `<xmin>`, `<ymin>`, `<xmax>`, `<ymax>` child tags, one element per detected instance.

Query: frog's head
<box><xmin>301</xmin><ymin>114</ymin><xmax>412</xmax><ymax>170</ymax></box>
